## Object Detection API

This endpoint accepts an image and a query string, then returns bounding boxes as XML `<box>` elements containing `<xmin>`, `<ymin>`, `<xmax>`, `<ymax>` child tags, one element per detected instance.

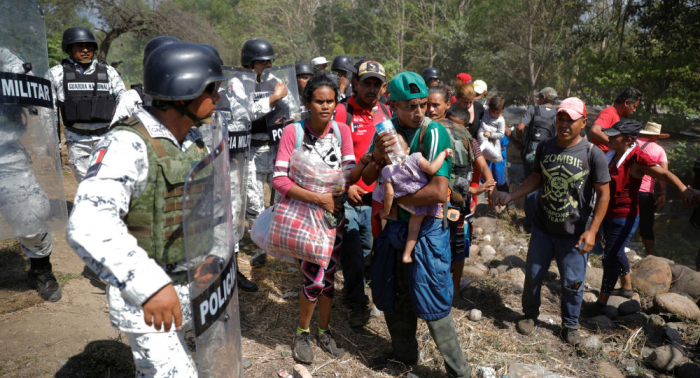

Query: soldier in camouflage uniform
<box><xmin>1</xmin><ymin>46</ymin><xmax>62</xmax><ymax>302</ymax></box>
<box><xmin>229</xmin><ymin>38</ymin><xmax>289</xmax><ymax>268</ymax></box>
<box><xmin>49</xmin><ymin>26</ymin><xmax>126</xmax><ymax>183</ymax></box>
<box><xmin>67</xmin><ymin>43</ymin><xmax>227</xmax><ymax>377</ymax></box>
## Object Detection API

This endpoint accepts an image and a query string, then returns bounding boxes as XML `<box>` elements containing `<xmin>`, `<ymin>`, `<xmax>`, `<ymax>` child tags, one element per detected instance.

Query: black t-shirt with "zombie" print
<box><xmin>532</xmin><ymin>137</ymin><xmax>610</xmax><ymax>237</ymax></box>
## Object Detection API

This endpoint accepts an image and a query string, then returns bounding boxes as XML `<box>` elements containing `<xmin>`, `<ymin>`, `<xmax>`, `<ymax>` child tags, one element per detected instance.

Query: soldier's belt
<box><xmin>65</xmin><ymin>125</ymin><xmax>110</xmax><ymax>136</ymax></box>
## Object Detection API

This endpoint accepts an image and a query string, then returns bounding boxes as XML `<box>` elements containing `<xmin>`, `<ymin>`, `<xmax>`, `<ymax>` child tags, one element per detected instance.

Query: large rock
<box><xmin>585</xmin><ymin>267</ymin><xmax>604</xmax><ymax>289</ymax></box>
<box><xmin>473</xmin><ymin>217</ymin><xmax>498</xmax><ymax>235</ymax></box>
<box><xmin>583</xmin><ymin>315</ymin><xmax>615</xmax><ymax>330</ymax></box>
<box><xmin>502</xmin><ymin>268</ymin><xmax>526</xmax><ymax>285</ymax></box>
<box><xmin>615</xmin><ymin>313</ymin><xmax>649</xmax><ymax>327</ymax></box>
<box><xmin>677</xmin><ymin>363</ymin><xmax>700</xmax><ymax>378</ymax></box>
<box><xmin>479</xmin><ymin>245</ymin><xmax>496</xmax><ymax>261</ymax></box>
<box><xmin>648</xmin><ymin>345</ymin><xmax>687</xmax><ymax>372</ymax></box>
<box><xmin>653</xmin><ymin>293</ymin><xmax>700</xmax><ymax>320</ymax></box>
<box><xmin>501</xmin><ymin>244</ymin><xmax>520</xmax><ymax>257</ymax></box>
<box><xmin>579</xmin><ymin>335</ymin><xmax>602</xmax><ymax>352</ymax></box>
<box><xmin>670</xmin><ymin>265</ymin><xmax>700</xmax><ymax>300</ymax></box>
<box><xmin>631</xmin><ymin>256</ymin><xmax>672</xmax><ymax>296</ymax></box>
<box><xmin>464</xmin><ymin>264</ymin><xmax>487</xmax><ymax>278</ymax></box>
<box><xmin>597</xmin><ymin>362</ymin><xmax>624</xmax><ymax>378</ymax></box>
<box><xmin>618</xmin><ymin>300</ymin><xmax>641</xmax><ymax>315</ymax></box>
<box><xmin>501</xmin><ymin>255</ymin><xmax>526</xmax><ymax>270</ymax></box>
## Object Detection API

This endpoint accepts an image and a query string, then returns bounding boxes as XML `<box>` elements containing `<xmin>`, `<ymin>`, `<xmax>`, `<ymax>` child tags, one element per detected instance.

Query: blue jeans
<box><xmin>601</xmin><ymin>216</ymin><xmax>639</xmax><ymax>293</ymax></box>
<box><xmin>523</xmin><ymin>225</ymin><xmax>589</xmax><ymax>329</ymax></box>
<box><xmin>340</xmin><ymin>203</ymin><xmax>373</xmax><ymax>305</ymax></box>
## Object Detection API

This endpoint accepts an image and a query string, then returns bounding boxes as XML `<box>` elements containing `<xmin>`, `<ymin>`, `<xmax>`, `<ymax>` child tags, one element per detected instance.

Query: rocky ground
<box><xmin>2</xmin><ymin>166</ymin><xmax>700</xmax><ymax>377</ymax></box>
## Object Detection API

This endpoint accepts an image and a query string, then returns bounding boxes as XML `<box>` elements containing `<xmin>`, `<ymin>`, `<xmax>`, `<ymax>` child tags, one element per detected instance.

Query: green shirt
<box><xmin>368</xmin><ymin>116</ymin><xmax>453</xmax><ymax>222</ymax></box>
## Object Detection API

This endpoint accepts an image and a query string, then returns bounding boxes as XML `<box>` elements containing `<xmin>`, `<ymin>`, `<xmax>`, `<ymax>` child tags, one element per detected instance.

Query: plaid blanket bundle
<box><xmin>267</xmin><ymin>150</ymin><xmax>345</xmax><ymax>268</ymax></box>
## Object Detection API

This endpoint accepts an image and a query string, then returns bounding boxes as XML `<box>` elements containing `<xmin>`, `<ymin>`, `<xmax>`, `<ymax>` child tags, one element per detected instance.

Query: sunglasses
<box><xmin>204</xmin><ymin>82</ymin><xmax>221</xmax><ymax>95</ymax></box>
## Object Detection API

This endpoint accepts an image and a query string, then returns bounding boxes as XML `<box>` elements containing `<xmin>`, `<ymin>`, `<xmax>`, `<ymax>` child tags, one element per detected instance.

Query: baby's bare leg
<box><xmin>381</xmin><ymin>182</ymin><xmax>394</xmax><ymax>219</ymax></box>
<box><xmin>403</xmin><ymin>213</ymin><xmax>426</xmax><ymax>263</ymax></box>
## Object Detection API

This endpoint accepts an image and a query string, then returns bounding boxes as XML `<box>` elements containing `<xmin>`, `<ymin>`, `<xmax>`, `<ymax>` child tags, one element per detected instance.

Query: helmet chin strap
<box><xmin>153</xmin><ymin>100</ymin><xmax>204</xmax><ymax>127</ymax></box>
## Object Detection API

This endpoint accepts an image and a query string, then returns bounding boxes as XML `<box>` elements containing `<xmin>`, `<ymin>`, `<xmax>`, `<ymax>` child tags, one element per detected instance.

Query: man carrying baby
<box><xmin>360</xmin><ymin>71</ymin><xmax>470</xmax><ymax>378</ymax></box>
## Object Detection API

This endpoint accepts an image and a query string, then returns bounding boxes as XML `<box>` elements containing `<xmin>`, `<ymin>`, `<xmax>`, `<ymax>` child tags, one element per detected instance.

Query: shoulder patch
<box><xmin>83</xmin><ymin>140</ymin><xmax>111</xmax><ymax>180</ymax></box>
<box><xmin>115</xmin><ymin>116</ymin><xmax>140</xmax><ymax>127</ymax></box>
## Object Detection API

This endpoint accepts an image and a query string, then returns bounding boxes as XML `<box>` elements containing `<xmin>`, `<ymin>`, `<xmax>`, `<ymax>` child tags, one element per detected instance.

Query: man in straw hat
<box><xmin>636</xmin><ymin>121</ymin><xmax>670</xmax><ymax>256</ymax></box>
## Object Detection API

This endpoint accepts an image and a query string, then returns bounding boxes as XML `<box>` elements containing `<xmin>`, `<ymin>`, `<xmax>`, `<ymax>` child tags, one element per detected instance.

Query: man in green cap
<box><xmin>360</xmin><ymin>71</ymin><xmax>471</xmax><ymax>377</ymax></box>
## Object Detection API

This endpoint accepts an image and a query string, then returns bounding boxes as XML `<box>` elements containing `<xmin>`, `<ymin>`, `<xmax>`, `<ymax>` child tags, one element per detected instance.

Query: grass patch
<box><xmin>55</xmin><ymin>271</ymin><xmax>82</xmax><ymax>286</ymax></box>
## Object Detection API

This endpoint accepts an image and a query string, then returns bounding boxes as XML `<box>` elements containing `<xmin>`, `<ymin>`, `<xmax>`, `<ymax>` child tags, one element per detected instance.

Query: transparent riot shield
<box><xmin>260</xmin><ymin>64</ymin><xmax>300</xmax><ymax>146</ymax></box>
<box><xmin>0</xmin><ymin>0</ymin><xmax>68</xmax><ymax>240</ymax></box>
<box><xmin>223</xmin><ymin>66</ymin><xmax>256</xmax><ymax>120</ymax></box>
<box><xmin>184</xmin><ymin>122</ymin><xmax>242</xmax><ymax>377</ymax></box>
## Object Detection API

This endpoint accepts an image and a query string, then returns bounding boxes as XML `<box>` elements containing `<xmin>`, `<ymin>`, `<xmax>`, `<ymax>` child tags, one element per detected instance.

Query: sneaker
<box><xmin>516</xmin><ymin>316</ymin><xmax>536</xmax><ymax>335</ymax></box>
<box><xmin>28</xmin><ymin>267</ymin><xmax>62</xmax><ymax>302</ymax></box>
<box><xmin>293</xmin><ymin>332</ymin><xmax>314</xmax><ymax>363</ymax></box>
<box><xmin>318</xmin><ymin>331</ymin><xmax>345</xmax><ymax>358</ymax></box>
<box><xmin>348</xmin><ymin>304</ymin><xmax>369</xmax><ymax>329</ymax></box>
<box><xmin>561</xmin><ymin>327</ymin><xmax>583</xmax><ymax>345</ymax></box>
<box><xmin>250</xmin><ymin>250</ymin><xmax>267</xmax><ymax>267</ymax></box>
<box><xmin>236</xmin><ymin>270</ymin><xmax>258</xmax><ymax>292</ymax></box>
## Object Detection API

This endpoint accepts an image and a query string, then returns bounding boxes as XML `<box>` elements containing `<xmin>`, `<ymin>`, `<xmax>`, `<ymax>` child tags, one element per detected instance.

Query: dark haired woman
<box><xmin>272</xmin><ymin>72</ymin><xmax>355</xmax><ymax>363</ymax></box>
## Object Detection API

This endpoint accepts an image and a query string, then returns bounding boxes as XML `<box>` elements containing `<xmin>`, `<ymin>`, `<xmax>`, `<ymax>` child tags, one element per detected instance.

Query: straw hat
<box><xmin>638</xmin><ymin>121</ymin><xmax>670</xmax><ymax>138</ymax></box>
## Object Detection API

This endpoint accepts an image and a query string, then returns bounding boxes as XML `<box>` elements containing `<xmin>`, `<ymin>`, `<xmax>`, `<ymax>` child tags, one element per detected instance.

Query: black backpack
<box><xmin>522</xmin><ymin>105</ymin><xmax>556</xmax><ymax>164</ymax></box>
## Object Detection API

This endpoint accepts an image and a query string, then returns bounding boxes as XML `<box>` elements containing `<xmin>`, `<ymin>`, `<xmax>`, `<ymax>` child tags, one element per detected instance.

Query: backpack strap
<box><xmin>294</xmin><ymin>120</ymin><xmax>342</xmax><ymax>150</ymax></box>
<box><xmin>294</xmin><ymin>121</ymin><xmax>305</xmax><ymax>149</ymax></box>
<box><xmin>640</xmin><ymin>140</ymin><xmax>652</xmax><ymax>151</ymax></box>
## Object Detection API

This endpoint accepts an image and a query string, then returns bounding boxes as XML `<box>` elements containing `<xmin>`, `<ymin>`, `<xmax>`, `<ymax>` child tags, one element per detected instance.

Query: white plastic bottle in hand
<box><xmin>374</xmin><ymin>108</ymin><xmax>408</xmax><ymax>164</ymax></box>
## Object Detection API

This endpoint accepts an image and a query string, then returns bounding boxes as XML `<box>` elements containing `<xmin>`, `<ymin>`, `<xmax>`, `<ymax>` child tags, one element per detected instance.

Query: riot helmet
<box><xmin>331</xmin><ymin>55</ymin><xmax>355</xmax><ymax>74</ymax></box>
<box><xmin>421</xmin><ymin>67</ymin><xmax>440</xmax><ymax>86</ymax></box>
<box><xmin>61</xmin><ymin>26</ymin><xmax>98</xmax><ymax>53</ymax></box>
<box><xmin>202</xmin><ymin>44</ymin><xmax>224</xmax><ymax>66</ymax></box>
<box><xmin>144</xmin><ymin>43</ymin><xmax>227</xmax><ymax>125</ymax></box>
<box><xmin>240</xmin><ymin>38</ymin><xmax>276</xmax><ymax>67</ymax></box>
<box><xmin>295</xmin><ymin>62</ymin><xmax>314</xmax><ymax>76</ymax></box>
<box><xmin>142</xmin><ymin>36</ymin><xmax>180</xmax><ymax>66</ymax></box>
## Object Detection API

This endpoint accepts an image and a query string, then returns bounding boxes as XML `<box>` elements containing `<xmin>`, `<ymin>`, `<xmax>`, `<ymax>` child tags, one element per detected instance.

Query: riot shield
<box><xmin>260</xmin><ymin>64</ymin><xmax>300</xmax><ymax>146</ymax></box>
<box><xmin>0</xmin><ymin>0</ymin><xmax>68</xmax><ymax>240</ymax></box>
<box><xmin>223</xmin><ymin>66</ymin><xmax>256</xmax><ymax>120</ymax></box>
<box><xmin>184</xmin><ymin>121</ymin><xmax>242</xmax><ymax>377</ymax></box>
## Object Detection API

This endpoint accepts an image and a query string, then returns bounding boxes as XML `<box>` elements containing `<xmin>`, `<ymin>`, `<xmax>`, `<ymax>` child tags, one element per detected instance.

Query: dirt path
<box><xmin>2</xmin><ymin>166</ymin><xmax>697</xmax><ymax>377</ymax></box>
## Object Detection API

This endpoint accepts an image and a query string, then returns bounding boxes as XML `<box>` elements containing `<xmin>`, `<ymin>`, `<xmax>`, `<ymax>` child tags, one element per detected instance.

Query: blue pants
<box><xmin>340</xmin><ymin>203</ymin><xmax>373</xmax><ymax>305</ymax></box>
<box><xmin>523</xmin><ymin>225</ymin><xmax>589</xmax><ymax>329</ymax></box>
<box><xmin>601</xmin><ymin>216</ymin><xmax>639</xmax><ymax>293</ymax></box>
<box><xmin>487</xmin><ymin>140</ymin><xmax>509</xmax><ymax>192</ymax></box>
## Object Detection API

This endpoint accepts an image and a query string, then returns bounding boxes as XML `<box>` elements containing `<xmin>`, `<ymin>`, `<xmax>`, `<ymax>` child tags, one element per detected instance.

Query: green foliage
<box><xmin>29</xmin><ymin>0</ymin><xmax>700</xmax><ymax>122</ymax></box>
<box><xmin>666</xmin><ymin>140</ymin><xmax>700</xmax><ymax>182</ymax></box>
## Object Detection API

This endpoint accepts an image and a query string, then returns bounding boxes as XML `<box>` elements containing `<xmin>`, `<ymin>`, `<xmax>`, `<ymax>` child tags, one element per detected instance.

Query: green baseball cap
<box><xmin>388</xmin><ymin>71</ymin><xmax>428</xmax><ymax>101</ymax></box>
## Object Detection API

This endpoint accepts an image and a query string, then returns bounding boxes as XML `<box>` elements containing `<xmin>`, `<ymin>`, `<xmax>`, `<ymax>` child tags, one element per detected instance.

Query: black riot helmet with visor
<box><xmin>142</xmin><ymin>36</ymin><xmax>180</xmax><ymax>66</ymax></box>
<box><xmin>240</xmin><ymin>38</ymin><xmax>276</xmax><ymax>68</ymax></box>
<box><xmin>144</xmin><ymin>43</ymin><xmax>226</xmax><ymax>126</ymax></box>
<box><xmin>61</xmin><ymin>26</ymin><xmax>98</xmax><ymax>53</ymax></box>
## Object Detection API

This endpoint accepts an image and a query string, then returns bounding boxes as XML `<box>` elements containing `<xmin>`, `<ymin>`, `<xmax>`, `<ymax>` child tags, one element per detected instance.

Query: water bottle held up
<box><xmin>372</xmin><ymin>107</ymin><xmax>408</xmax><ymax>164</ymax></box>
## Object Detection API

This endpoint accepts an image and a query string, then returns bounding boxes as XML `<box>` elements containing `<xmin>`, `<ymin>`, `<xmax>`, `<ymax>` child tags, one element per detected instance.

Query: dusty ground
<box><xmin>1</xmin><ymin>161</ymin><xmax>699</xmax><ymax>377</ymax></box>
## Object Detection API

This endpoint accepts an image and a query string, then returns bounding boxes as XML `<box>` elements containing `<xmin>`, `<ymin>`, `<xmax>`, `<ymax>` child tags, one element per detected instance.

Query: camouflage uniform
<box><xmin>0</xmin><ymin>48</ymin><xmax>53</xmax><ymax>258</ymax></box>
<box><xmin>67</xmin><ymin>108</ymin><xmax>209</xmax><ymax>377</ymax></box>
<box><xmin>228</xmin><ymin>73</ymin><xmax>278</xmax><ymax>226</ymax></box>
<box><xmin>49</xmin><ymin>58</ymin><xmax>126</xmax><ymax>182</ymax></box>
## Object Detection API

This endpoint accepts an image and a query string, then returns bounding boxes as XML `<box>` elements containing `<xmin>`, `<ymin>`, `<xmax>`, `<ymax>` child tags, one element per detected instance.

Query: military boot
<box><xmin>27</xmin><ymin>256</ymin><xmax>62</xmax><ymax>302</ymax></box>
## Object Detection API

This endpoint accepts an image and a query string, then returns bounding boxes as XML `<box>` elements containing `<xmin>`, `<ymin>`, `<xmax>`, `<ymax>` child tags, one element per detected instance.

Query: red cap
<box><xmin>456</xmin><ymin>73</ymin><xmax>472</xmax><ymax>84</ymax></box>
<box><xmin>557</xmin><ymin>97</ymin><xmax>587</xmax><ymax>120</ymax></box>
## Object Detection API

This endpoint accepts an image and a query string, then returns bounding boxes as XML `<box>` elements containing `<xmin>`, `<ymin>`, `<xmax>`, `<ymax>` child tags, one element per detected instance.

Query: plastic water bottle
<box><xmin>372</xmin><ymin>106</ymin><xmax>407</xmax><ymax>165</ymax></box>
<box><xmin>374</xmin><ymin>118</ymin><xmax>407</xmax><ymax>165</ymax></box>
